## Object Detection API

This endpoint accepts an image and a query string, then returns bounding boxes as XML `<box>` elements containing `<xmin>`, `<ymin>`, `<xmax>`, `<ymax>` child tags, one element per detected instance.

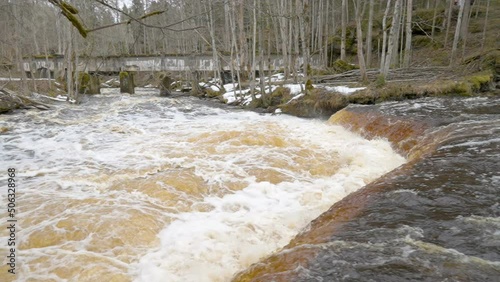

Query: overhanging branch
<box><xmin>48</xmin><ymin>0</ymin><xmax>205</xmax><ymax>38</ymax></box>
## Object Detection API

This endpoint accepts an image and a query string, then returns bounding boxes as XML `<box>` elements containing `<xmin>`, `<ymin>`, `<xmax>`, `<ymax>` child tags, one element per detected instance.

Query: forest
<box><xmin>0</xmin><ymin>1</ymin><xmax>499</xmax><ymax>281</ymax></box>
<box><xmin>0</xmin><ymin>0</ymin><xmax>498</xmax><ymax>114</ymax></box>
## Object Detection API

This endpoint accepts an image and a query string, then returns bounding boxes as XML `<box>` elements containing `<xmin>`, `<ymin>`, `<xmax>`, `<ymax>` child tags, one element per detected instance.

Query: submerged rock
<box><xmin>0</xmin><ymin>89</ymin><xmax>21</xmax><ymax>113</ymax></box>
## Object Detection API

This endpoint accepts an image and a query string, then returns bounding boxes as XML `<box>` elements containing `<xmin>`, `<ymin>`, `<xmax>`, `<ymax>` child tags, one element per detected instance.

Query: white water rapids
<box><xmin>0</xmin><ymin>89</ymin><xmax>405</xmax><ymax>281</ymax></box>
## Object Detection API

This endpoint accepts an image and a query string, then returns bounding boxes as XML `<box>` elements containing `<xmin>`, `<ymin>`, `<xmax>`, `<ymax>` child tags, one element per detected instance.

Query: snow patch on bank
<box><xmin>321</xmin><ymin>85</ymin><xmax>366</xmax><ymax>95</ymax></box>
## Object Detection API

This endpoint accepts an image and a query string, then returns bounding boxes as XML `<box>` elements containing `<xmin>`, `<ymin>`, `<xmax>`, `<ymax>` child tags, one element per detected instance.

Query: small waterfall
<box><xmin>232</xmin><ymin>97</ymin><xmax>500</xmax><ymax>281</ymax></box>
<box><xmin>0</xmin><ymin>89</ymin><xmax>405</xmax><ymax>282</ymax></box>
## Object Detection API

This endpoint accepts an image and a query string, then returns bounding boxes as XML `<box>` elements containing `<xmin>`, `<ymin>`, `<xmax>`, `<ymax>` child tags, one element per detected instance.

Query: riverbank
<box><xmin>193</xmin><ymin>62</ymin><xmax>499</xmax><ymax>119</ymax></box>
<box><xmin>1</xmin><ymin>53</ymin><xmax>498</xmax><ymax>117</ymax></box>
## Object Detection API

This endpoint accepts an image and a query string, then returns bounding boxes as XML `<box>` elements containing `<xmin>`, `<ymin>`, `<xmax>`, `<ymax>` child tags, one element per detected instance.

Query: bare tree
<box><xmin>444</xmin><ymin>0</ymin><xmax>454</xmax><ymax>46</ymax></box>
<box><xmin>382</xmin><ymin>0</ymin><xmax>402</xmax><ymax>77</ymax></box>
<box><xmin>431</xmin><ymin>0</ymin><xmax>440</xmax><ymax>39</ymax></box>
<box><xmin>341</xmin><ymin>0</ymin><xmax>347</xmax><ymax>61</ymax></box>
<box><xmin>366</xmin><ymin>0</ymin><xmax>375</xmax><ymax>68</ymax></box>
<box><xmin>380</xmin><ymin>0</ymin><xmax>392</xmax><ymax>71</ymax></box>
<box><xmin>450</xmin><ymin>0</ymin><xmax>465</xmax><ymax>65</ymax></box>
<box><xmin>403</xmin><ymin>0</ymin><xmax>413</xmax><ymax>68</ymax></box>
<box><xmin>354</xmin><ymin>0</ymin><xmax>367</xmax><ymax>81</ymax></box>
<box><xmin>480</xmin><ymin>0</ymin><xmax>491</xmax><ymax>52</ymax></box>
<box><xmin>460</xmin><ymin>0</ymin><xmax>472</xmax><ymax>60</ymax></box>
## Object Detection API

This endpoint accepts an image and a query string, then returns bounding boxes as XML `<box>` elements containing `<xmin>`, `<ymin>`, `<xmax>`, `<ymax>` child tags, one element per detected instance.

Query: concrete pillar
<box><xmin>159</xmin><ymin>74</ymin><xmax>173</xmax><ymax>96</ymax></box>
<box><xmin>120</xmin><ymin>71</ymin><xmax>135</xmax><ymax>94</ymax></box>
<box><xmin>78</xmin><ymin>72</ymin><xmax>101</xmax><ymax>94</ymax></box>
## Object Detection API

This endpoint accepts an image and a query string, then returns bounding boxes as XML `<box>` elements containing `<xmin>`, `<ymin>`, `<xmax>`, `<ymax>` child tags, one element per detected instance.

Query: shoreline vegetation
<box><xmin>1</xmin><ymin>1</ymin><xmax>499</xmax><ymax>117</ymax></box>
<box><xmin>1</xmin><ymin>57</ymin><xmax>498</xmax><ymax>116</ymax></box>
<box><xmin>0</xmin><ymin>49</ymin><xmax>500</xmax><ymax>115</ymax></box>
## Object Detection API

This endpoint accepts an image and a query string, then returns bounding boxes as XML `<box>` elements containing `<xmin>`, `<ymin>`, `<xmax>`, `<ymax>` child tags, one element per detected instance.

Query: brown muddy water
<box><xmin>1</xmin><ymin>89</ymin><xmax>498</xmax><ymax>282</ymax></box>
<box><xmin>0</xmin><ymin>88</ymin><xmax>405</xmax><ymax>282</ymax></box>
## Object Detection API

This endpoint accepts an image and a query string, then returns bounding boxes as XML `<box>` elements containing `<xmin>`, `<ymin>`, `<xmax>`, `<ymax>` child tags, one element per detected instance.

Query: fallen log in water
<box><xmin>0</xmin><ymin>88</ymin><xmax>50</xmax><ymax>113</ymax></box>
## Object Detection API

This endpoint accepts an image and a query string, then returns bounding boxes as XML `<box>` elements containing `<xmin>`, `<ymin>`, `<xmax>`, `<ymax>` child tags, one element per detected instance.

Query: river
<box><xmin>233</xmin><ymin>96</ymin><xmax>500</xmax><ymax>281</ymax></box>
<box><xmin>0</xmin><ymin>88</ymin><xmax>406</xmax><ymax>281</ymax></box>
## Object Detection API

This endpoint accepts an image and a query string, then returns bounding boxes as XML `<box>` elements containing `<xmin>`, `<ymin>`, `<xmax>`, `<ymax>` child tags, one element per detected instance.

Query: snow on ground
<box><xmin>223</xmin><ymin>83</ymin><xmax>238</xmax><ymax>92</ymax></box>
<box><xmin>220</xmin><ymin>80</ymin><xmax>365</xmax><ymax>105</ymax></box>
<box><xmin>223</xmin><ymin>89</ymin><xmax>250</xmax><ymax>104</ymax></box>
<box><xmin>283</xmin><ymin>84</ymin><xmax>305</xmax><ymax>95</ymax></box>
<box><xmin>199</xmin><ymin>82</ymin><xmax>222</xmax><ymax>92</ymax></box>
<box><xmin>321</xmin><ymin>85</ymin><xmax>366</xmax><ymax>95</ymax></box>
<box><xmin>222</xmin><ymin>84</ymin><xmax>277</xmax><ymax>105</ymax></box>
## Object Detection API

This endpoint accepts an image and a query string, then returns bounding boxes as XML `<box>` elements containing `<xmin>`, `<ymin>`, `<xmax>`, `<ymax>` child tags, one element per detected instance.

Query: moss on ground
<box><xmin>78</xmin><ymin>72</ymin><xmax>90</xmax><ymax>93</ymax></box>
<box><xmin>331</xmin><ymin>59</ymin><xmax>358</xmax><ymax>73</ymax></box>
<box><xmin>272</xmin><ymin>69</ymin><xmax>496</xmax><ymax>118</ymax></box>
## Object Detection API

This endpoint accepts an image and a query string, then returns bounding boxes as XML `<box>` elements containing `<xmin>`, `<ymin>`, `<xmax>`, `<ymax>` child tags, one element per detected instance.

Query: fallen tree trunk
<box><xmin>313</xmin><ymin>67</ymin><xmax>460</xmax><ymax>84</ymax></box>
<box><xmin>0</xmin><ymin>88</ymin><xmax>50</xmax><ymax>113</ymax></box>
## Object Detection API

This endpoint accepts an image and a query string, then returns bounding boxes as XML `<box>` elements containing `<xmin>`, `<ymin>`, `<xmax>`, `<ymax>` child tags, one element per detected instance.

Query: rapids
<box><xmin>233</xmin><ymin>96</ymin><xmax>500</xmax><ymax>281</ymax></box>
<box><xmin>0</xmin><ymin>88</ymin><xmax>405</xmax><ymax>282</ymax></box>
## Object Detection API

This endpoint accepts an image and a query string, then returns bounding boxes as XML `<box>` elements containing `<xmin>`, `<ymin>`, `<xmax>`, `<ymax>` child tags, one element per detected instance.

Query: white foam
<box><xmin>0</xmin><ymin>90</ymin><xmax>405</xmax><ymax>281</ymax></box>
<box><xmin>134</xmin><ymin>117</ymin><xmax>405</xmax><ymax>281</ymax></box>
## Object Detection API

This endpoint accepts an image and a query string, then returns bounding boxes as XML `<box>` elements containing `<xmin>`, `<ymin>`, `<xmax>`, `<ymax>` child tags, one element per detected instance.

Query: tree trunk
<box><xmin>480</xmin><ymin>0</ymin><xmax>491</xmax><ymax>52</ymax></box>
<box><xmin>298</xmin><ymin>0</ymin><xmax>310</xmax><ymax>86</ymax></box>
<box><xmin>355</xmin><ymin>0</ymin><xmax>367</xmax><ymax>82</ymax></box>
<box><xmin>450</xmin><ymin>0</ymin><xmax>465</xmax><ymax>65</ymax></box>
<box><xmin>278</xmin><ymin>0</ymin><xmax>290</xmax><ymax>79</ymax></box>
<box><xmin>460</xmin><ymin>0</ymin><xmax>472</xmax><ymax>38</ymax></box>
<box><xmin>380</xmin><ymin>0</ymin><xmax>392</xmax><ymax>70</ymax></box>
<box><xmin>444</xmin><ymin>0</ymin><xmax>454</xmax><ymax>46</ymax></box>
<box><xmin>380</xmin><ymin>0</ymin><xmax>391</xmax><ymax>72</ymax></box>
<box><xmin>403</xmin><ymin>0</ymin><xmax>413</xmax><ymax>68</ymax></box>
<box><xmin>366</xmin><ymin>0</ymin><xmax>375</xmax><ymax>68</ymax></box>
<box><xmin>237</xmin><ymin>0</ymin><xmax>248</xmax><ymax>80</ymax></box>
<box><xmin>382</xmin><ymin>0</ymin><xmax>402</xmax><ymax>76</ymax></box>
<box><xmin>207</xmin><ymin>0</ymin><xmax>220</xmax><ymax>83</ymax></box>
<box><xmin>250</xmin><ymin>0</ymin><xmax>257</xmax><ymax>99</ymax></box>
<box><xmin>341</xmin><ymin>0</ymin><xmax>347</xmax><ymax>61</ymax></box>
<box><xmin>431</xmin><ymin>0</ymin><xmax>439</xmax><ymax>38</ymax></box>
<box><xmin>323</xmin><ymin>0</ymin><xmax>330</xmax><ymax>67</ymax></box>
<box><xmin>461</xmin><ymin>0</ymin><xmax>472</xmax><ymax>60</ymax></box>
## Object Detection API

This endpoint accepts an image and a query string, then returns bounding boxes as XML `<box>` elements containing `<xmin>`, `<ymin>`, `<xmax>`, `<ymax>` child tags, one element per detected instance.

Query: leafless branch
<box><xmin>92</xmin><ymin>0</ymin><xmax>205</xmax><ymax>32</ymax></box>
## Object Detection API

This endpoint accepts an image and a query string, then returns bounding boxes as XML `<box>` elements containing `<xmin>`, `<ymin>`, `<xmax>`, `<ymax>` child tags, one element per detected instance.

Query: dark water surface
<box><xmin>233</xmin><ymin>97</ymin><xmax>500</xmax><ymax>281</ymax></box>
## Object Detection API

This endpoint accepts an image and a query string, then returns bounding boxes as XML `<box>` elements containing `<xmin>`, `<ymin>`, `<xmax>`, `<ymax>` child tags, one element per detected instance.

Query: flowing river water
<box><xmin>233</xmin><ymin>96</ymin><xmax>500</xmax><ymax>281</ymax></box>
<box><xmin>0</xmin><ymin>88</ymin><xmax>406</xmax><ymax>281</ymax></box>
